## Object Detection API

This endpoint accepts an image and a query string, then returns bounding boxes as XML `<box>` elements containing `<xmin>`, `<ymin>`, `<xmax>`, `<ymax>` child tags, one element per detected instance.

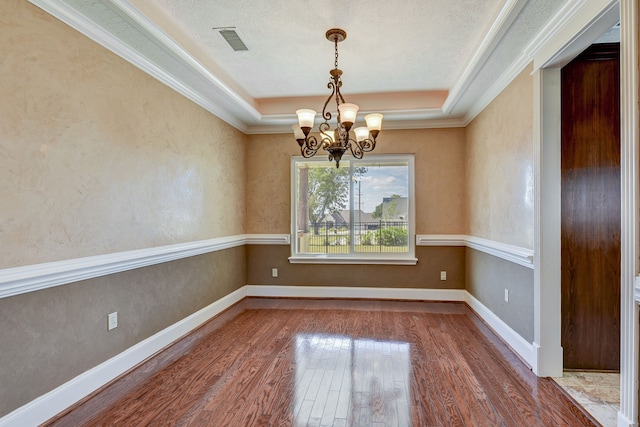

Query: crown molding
<box><xmin>532</xmin><ymin>0</ymin><xmax>619</xmax><ymax>69</ymax></box>
<box><xmin>27</xmin><ymin>0</ymin><xmax>558</xmax><ymax>133</ymax></box>
<box><xmin>245</xmin><ymin>111</ymin><xmax>468</xmax><ymax>134</ymax></box>
<box><xmin>109</xmin><ymin>0</ymin><xmax>260</xmax><ymax>121</ymax></box>
<box><xmin>28</xmin><ymin>0</ymin><xmax>254</xmax><ymax>132</ymax></box>
<box><xmin>462</xmin><ymin>0</ymin><xmax>620</xmax><ymax>127</ymax></box>
<box><xmin>442</xmin><ymin>0</ymin><xmax>529</xmax><ymax>114</ymax></box>
<box><xmin>462</xmin><ymin>52</ymin><xmax>533</xmax><ymax>126</ymax></box>
<box><xmin>31</xmin><ymin>0</ymin><xmax>617</xmax><ymax>137</ymax></box>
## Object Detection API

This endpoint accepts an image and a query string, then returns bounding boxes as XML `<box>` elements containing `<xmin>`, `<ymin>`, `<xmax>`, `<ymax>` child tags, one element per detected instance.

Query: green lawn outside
<box><xmin>302</xmin><ymin>233</ymin><xmax>408</xmax><ymax>254</ymax></box>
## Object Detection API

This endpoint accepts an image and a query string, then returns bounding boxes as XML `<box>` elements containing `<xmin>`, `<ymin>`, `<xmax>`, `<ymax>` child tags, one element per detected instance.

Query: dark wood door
<box><xmin>561</xmin><ymin>43</ymin><xmax>620</xmax><ymax>371</ymax></box>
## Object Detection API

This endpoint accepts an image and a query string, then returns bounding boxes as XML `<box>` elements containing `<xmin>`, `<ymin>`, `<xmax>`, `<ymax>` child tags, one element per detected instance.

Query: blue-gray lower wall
<box><xmin>2</xmin><ymin>243</ymin><xmax>536</xmax><ymax>419</ymax></box>
<box><xmin>465</xmin><ymin>247</ymin><xmax>534</xmax><ymax>342</ymax></box>
<box><xmin>246</xmin><ymin>245</ymin><xmax>465</xmax><ymax>290</ymax></box>
<box><xmin>0</xmin><ymin>246</ymin><xmax>246</xmax><ymax>418</ymax></box>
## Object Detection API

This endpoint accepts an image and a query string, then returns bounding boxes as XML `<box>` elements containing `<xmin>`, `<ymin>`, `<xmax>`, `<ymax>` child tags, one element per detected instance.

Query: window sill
<box><xmin>288</xmin><ymin>256</ymin><xmax>418</xmax><ymax>266</ymax></box>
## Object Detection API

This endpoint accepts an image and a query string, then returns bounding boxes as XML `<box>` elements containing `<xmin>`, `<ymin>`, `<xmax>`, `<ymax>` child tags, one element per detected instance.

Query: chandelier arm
<box><xmin>318</xmin><ymin>121</ymin><xmax>331</xmax><ymax>145</ymax></box>
<box><xmin>355</xmin><ymin>137</ymin><xmax>377</xmax><ymax>153</ymax></box>
<box><xmin>336</xmin><ymin>84</ymin><xmax>345</xmax><ymax>106</ymax></box>
<box><xmin>333</xmin><ymin>36</ymin><xmax>346</xmax><ymax>109</ymax></box>
<box><xmin>348</xmin><ymin>139</ymin><xmax>364</xmax><ymax>159</ymax></box>
<box><xmin>335</xmin><ymin>81</ymin><xmax>342</xmax><ymax>117</ymax></box>
<box><xmin>321</xmin><ymin>82</ymin><xmax>336</xmax><ymax>122</ymax></box>
<box><xmin>301</xmin><ymin>135</ymin><xmax>321</xmax><ymax>158</ymax></box>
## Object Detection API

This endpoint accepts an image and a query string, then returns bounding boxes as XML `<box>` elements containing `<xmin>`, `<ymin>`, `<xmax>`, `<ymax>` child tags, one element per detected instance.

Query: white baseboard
<box><xmin>0</xmin><ymin>287</ymin><xmax>247</xmax><ymax>427</ymax></box>
<box><xmin>464</xmin><ymin>292</ymin><xmax>535</xmax><ymax>367</ymax></box>
<box><xmin>1</xmin><ymin>285</ymin><xmax>534</xmax><ymax>426</ymax></box>
<box><xmin>618</xmin><ymin>411</ymin><xmax>634</xmax><ymax>427</ymax></box>
<box><xmin>245</xmin><ymin>285</ymin><xmax>465</xmax><ymax>301</ymax></box>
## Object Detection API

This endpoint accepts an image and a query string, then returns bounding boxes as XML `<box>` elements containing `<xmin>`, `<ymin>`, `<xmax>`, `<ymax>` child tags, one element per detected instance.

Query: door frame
<box><xmin>532</xmin><ymin>0</ymin><xmax>638</xmax><ymax>425</ymax></box>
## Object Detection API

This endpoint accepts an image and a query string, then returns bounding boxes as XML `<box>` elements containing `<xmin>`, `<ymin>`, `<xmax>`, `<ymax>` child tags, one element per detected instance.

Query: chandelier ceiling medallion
<box><xmin>292</xmin><ymin>28</ymin><xmax>383</xmax><ymax>168</ymax></box>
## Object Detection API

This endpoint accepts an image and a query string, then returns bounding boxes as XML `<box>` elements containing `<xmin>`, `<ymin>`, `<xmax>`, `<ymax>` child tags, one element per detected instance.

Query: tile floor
<box><xmin>553</xmin><ymin>372</ymin><xmax>620</xmax><ymax>427</ymax></box>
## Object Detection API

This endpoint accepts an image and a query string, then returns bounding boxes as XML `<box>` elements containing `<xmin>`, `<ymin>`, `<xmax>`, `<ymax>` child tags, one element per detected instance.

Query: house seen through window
<box><xmin>291</xmin><ymin>155</ymin><xmax>415</xmax><ymax>263</ymax></box>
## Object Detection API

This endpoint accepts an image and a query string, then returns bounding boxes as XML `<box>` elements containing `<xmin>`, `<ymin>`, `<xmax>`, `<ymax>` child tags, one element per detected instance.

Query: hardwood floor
<box><xmin>44</xmin><ymin>298</ymin><xmax>597</xmax><ymax>426</ymax></box>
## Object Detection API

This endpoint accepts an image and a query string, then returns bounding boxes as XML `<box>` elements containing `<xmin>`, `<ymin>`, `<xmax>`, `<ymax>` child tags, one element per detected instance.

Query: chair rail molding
<box><xmin>1</xmin><ymin>233</ymin><xmax>534</xmax><ymax>298</ymax></box>
<box><xmin>416</xmin><ymin>234</ymin><xmax>534</xmax><ymax>269</ymax></box>
<box><xmin>0</xmin><ymin>234</ymin><xmax>290</xmax><ymax>299</ymax></box>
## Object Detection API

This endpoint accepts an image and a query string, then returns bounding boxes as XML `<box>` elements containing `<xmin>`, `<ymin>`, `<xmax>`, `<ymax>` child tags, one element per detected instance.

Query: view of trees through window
<box><xmin>294</xmin><ymin>158</ymin><xmax>411</xmax><ymax>256</ymax></box>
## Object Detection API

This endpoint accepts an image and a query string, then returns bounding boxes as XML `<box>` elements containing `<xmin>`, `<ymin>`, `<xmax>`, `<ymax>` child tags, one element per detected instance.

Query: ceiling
<box><xmin>32</xmin><ymin>0</ymin><xmax>596</xmax><ymax>133</ymax></box>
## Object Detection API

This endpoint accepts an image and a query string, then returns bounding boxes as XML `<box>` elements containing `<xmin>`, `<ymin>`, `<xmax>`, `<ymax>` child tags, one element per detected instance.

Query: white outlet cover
<box><xmin>108</xmin><ymin>312</ymin><xmax>118</xmax><ymax>330</ymax></box>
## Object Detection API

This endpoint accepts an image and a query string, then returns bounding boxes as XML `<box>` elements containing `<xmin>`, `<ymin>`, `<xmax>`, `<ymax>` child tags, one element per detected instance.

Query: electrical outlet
<box><xmin>108</xmin><ymin>312</ymin><xmax>118</xmax><ymax>331</ymax></box>
<box><xmin>272</xmin><ymin>268</ymin><xmax>278</xmax><ymax>278</ymax></box>
<box><xmin>504</xmin><ymin>289</ymin><xmax>509</xmax><ymax>303</ymax></box>
<box><xmin>440</xmin><ymin>271</ymin><xmax>447</xmax><ymax>281</ymax></box>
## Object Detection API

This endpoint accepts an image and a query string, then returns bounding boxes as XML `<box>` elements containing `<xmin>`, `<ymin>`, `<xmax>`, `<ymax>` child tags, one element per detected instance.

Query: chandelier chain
<box><xmin>334</xmin><ymin>37</ymin><xmax>342</xmax><ymax>115</ymax></box>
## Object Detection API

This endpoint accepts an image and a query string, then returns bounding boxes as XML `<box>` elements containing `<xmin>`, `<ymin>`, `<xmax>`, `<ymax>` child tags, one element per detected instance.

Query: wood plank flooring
<box><xmin>44</xmin><ymin>298</ymin><xmax>597</xmax><ymax>426</ymax></box>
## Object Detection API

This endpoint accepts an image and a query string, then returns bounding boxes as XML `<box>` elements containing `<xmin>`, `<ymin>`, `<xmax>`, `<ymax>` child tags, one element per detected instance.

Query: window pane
<box><xmin>296</xmin><ymin>161</ymin><xmax>352</xmax><ymax>254</ymax></box>
<box><xmin>353</xmin><ymin>162</ymin><xmax>409</xmax><ymax>254</ymax></box>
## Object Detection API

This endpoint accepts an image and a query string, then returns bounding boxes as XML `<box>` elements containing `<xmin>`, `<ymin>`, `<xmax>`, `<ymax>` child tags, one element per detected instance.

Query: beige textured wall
<box><xmin>0</xmin><ymin>0</ymin><xmax>248</xmax><ymax>418</ymax></box>
<box><xmin>465</xmin><ymin>64</ymin><xmax>534</xmax><ymax>249</ymax></box>
<box><xmin>0</xmin><ymin>0</ymin><xmax>246</xmax><ymax>269</ymax></box>
<box><xmin>463</xmin><ymin>65</ymin><xmax>535</xmax><ymax>341</ymax></box>
<box><xmin>0</xmin><ymin>247</ymin><xmax>246</xmax><ymax>417</ymax></box>
<box><xmin>246</xmin><ymin>128</ymin><xmax>466</xmax><ymax>234</ymax></box>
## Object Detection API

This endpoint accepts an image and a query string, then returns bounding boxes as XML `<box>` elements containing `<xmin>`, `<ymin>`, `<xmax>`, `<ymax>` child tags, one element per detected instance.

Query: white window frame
<box><xmin>289</xmin><ymin>154</ymin><xmax>416</xmax><ymax>265</ymax></box>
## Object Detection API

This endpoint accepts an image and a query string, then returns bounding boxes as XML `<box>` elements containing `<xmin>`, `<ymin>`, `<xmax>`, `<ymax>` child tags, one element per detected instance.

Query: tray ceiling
<box><xmin>30</xmin><ymin>0</ymin><xmax>599</xmax><ymax>133</ymax></box>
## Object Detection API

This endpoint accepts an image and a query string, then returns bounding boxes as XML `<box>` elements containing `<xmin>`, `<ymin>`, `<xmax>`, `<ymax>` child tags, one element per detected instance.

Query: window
<box><xmin>290</xmin><ymin>154</ymin><xmax>416</xmax><ymax>264</ymax></box>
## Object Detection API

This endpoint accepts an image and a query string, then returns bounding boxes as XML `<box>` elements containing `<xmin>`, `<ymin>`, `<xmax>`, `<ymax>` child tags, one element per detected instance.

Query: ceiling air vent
<box><xmin>216</xmin><ymin>28</ymin><xmax>248</xmax><ymax>51</ymax></box>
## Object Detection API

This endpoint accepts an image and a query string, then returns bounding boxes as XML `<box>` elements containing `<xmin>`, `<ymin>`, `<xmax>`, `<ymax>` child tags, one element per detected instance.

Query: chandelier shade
<box><xmin>354</xmin><ymin>127</ymin><xmax>370</xmax><ymax>142</ymax></box>
<box><xmin>337</xmin><ymin>103</ymin><xmax>359</xmax><ymax>128</ymax></box>
<box><xmin>291</xmin><ymin>124</ymin><xmax>306</xmax><ymax>141</ymax></box>
<box><xmin>292</xmin><ymin>28</ymin><xmax>383</xmax><ymax>168</ymax></box>
<box><xmin>295</xmin><ymin>109</ymin><xmax>316</xmax><ymax>131</ymax></box>
<box><xmin>364</xmin><ymin>113</ymin><xmax>383</xmax><ymax>132</ymax></box>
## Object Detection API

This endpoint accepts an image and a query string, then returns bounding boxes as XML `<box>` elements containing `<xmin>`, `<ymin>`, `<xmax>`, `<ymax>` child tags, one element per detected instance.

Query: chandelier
<box><xmin>292</xmin><ymin>28</ymin><xmax>383</xmax><ymax>168</ymax></box>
